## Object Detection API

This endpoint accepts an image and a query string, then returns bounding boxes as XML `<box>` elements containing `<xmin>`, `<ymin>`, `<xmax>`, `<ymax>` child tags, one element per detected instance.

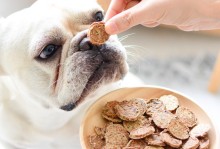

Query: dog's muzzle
<box><xmin>60</xmin><ymin>37</ymin><xmax>105</xmax><ymax>111</ymax></box>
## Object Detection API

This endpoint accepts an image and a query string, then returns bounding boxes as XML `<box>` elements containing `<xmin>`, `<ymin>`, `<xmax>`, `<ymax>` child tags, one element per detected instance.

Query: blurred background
<box><xmin>1</xmin><ymin>0</ymin><xmax>219</xmax><ymax>127</ymax></box>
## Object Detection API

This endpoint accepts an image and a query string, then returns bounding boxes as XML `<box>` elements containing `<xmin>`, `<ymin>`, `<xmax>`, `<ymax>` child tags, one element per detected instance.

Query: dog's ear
<box><xmin>0</xmin><ymin>17</ymin><xmax>5</xmax><ymax>75</ymax></box>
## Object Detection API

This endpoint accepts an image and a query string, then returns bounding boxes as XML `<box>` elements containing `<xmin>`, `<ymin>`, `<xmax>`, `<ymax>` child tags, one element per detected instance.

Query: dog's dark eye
<box><xmin>94</xmin><ymin>11</ymin><xmax>104</xmax><ymax>21</ymax></box>
<box><xmin>39</xmin><ymin>44</ymin><xmax>60</xmax><ymax>59</ymax></box>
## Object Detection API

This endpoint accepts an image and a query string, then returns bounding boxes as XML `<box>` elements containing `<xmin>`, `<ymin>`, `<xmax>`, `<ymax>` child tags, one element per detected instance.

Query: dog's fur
<box><xmin>0</xmin><ymin>0</ymin><xmax>142</xmax><ymax>148</ymax></box>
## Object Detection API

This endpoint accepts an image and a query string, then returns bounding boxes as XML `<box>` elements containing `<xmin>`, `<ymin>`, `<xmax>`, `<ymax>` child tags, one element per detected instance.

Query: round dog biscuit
<box><xmin>176</xmin><ymin>107</ymin><xmax>197</xmax><ymax>127</ymax></box>
<box><xmin>87</xmin><ymin>22</ymin><xmax>109</xmax><ymax>45</ymax></box>
<box><xmin>129</xmin><ymin>126</ymin><xmax>155</xmax><ymax>139</ymax></box>
<box><xmin>160</xmin><ymin>132</ymin><xmax>182</xmax><ymax>148</ymax></box>
<box><xmin>125</xmin><ymin>139</ymin><xmax>147</xmax><ymax>149</ymax></box>
<box><xmin>146</xmin><ymin>99</ymin><xmax>165</xmax><ymax>116</ymax></box>
<box><xmin>131</xmin><ymin>98</ymin><xmax>147</xmax><ymax>116</ymax></box>
<box><xmin>102</xmin><ymin>101</ymin><xmax>122</xmax><ymax>122</ymax></box>
<box><xmin>189</xmin><ymin>124</ymin><xmax>210</xmax><ymax>138</ymax></box>
<box><xmin>159</xmin><ymin>95</ymin><xmax>179</xmax><ymax>111</ymax></box>
<box><xmin>199</xmin><ymin>137</ymin><xmax>210</xmax><ymax>149</ymax></box>
<box><xmin>182</xmin><ymin>137</ymin><xmax>200</xmax><ymax>149</ymax></box>
<box><xmin>115</xmin><ymin>101</ymin><xmax>141</xmax><ymax>121</ymax></box>
<box><xmin>94</xmin><ymin>126</ymin><xmax>106</xmax><ymax>139</ymax></box>
<box><xmin>168</xmin><ymin>119</ymin><xmax>189</xmax><ymax>140</ymax></box>
<box><xmin>89</xmin><ymin>134</ymin><xmax>105</xmax><ymax>149</ymax></box>
<box><xmin>152</xmin><ymin>110</ymin><xmax>175</xmax><ymax>129</ymax></box>
<box><xmin>105</xmin><ymin>132</ymin><xmax>129</xmax><ymax>147</ymax></box>
<box><xmin>123</xmin><ymin>116</ymin><xmax>151</xmax><ymax>132</ymax></box>
<box><xmin>144</xmin><ymin>146</ymin><xmax>164</xmax><ymax>149</ymax></box>
<box><xmin>105</xmin><ymin>124</ymin><xmax>129</xmax><ymax>147</ymax></box>
<box><xmin>145</xmin><ymin>134</ymin><xmax>165</xmax><ymax>147</ymax></box>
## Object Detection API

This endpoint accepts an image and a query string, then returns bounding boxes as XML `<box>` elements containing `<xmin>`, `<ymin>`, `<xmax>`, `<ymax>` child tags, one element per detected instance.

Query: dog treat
<box><xmin>105</xmin><ymin>123</ymin><xmax>129</xmax><ymax>147</ymax></box>
<box><xmin>182</xmin><ymin>137</ymin><xmax>200</xmax><ymax>149</ymax></box>
<box><xmin>176</xmin><ymin>107</ymin><xmax>197</xmax><ymax>127</ymax></box>
<box><xmin>115</xmin><ymin>101</ymin><xmax>141</xmax><ymax>121</ymax></box>
<box><xmin>160</xmin><ymin>132</ymin><xmax>182</xmax><ymax>148</ymax></box>
<box><xmin>144</xmin><ymin>146</ymin><xmax>164</xmax><ymax>149</ymax></box>
<box><xmin>199</xmin><ymin>137</ymin><xmax>210</xmax><ymax>149</ymax></box>
<box><xmin>152</xmin><ymin>110</ymin><xmax>175</xmax><ymax>129</ymax></box>
<box><xmin>189</xmin><ymin>124</ymin><xmax>210</xmax><ymax>138</ymax></box>
<box><xmin>124</xmin><ymin>139</ymin><xmax>147</xmax><ymax>149</ymax></box>
<box><xmin>146</xmin><ymin>99</ymin><xmax>165</xmax><ymax>116</ymax></box>
<box><xmin>87</xmin><ymin>22</ymin><xmax>109</xmax><ymax>45</ymax></box>
<box><xmin>103</xmin><ymin>144</ymin><xmax>121</xmax><ymax>149</ymax></box>
<box><xmin>88</xmin><ymin>95</ymin><xmax>210</xmax><ymax>149</ymax></box>
<box><xmin>168</xmin><ymin>119</ymin><xmax>189</xmax><ymax>140</ymax></box>
<box><xmin>102</xmin><ymin>101</ymin><xmax>122</xmax><ymax>122</ymax></box>
<box><xmin>94</xmin><ymin>126</ymin><xmax>106</xmax><ymax>139</ymax></box>
<box><xmin>131</xmin><ymin>98</ymin><xmax>147</xmax><ymax>115</ymax></box>
<box><xmin>89</xmin><ymin>135</ymin><xmax>105</xmax><ymax>149</ymax></box>
<box><xmin>145</xmin><ymin>134</ymin><xmax>165</xmax><ymax>147</ymax></box>
<box><xmin>159</xmin><ymin>95</ymin><xmax>179</xmax><ymax>111</ymax></box>
<box><xmin>123</xmin><ymin>116</ymin><xmax>151</xmax><ymax>132</ymax></box>
<box><xmin>129</xmin><ymin>126</ymin><xmax>155</xmax><ymax>139</ymax></box>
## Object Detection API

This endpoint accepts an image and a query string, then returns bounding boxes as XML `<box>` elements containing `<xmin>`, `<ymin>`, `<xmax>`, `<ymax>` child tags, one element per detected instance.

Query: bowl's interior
<box><xmin>80</xmin><ymin>86</ymin><xmax>219</xmax><ymax>149</ymax></box>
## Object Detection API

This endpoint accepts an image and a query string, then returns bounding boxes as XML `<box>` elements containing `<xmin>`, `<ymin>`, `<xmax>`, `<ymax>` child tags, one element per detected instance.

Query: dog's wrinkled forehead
<box><xmin>32</xmin><ymin>0</ymin><xmax>102</xmax><ymax>22</ymax></box>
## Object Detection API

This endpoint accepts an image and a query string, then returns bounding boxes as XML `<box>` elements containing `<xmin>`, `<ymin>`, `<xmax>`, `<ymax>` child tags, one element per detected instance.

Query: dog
<box><xmin>0</xmin><ymin>0</ymin><xmax>142</xmax><ymax>148</ymax></box>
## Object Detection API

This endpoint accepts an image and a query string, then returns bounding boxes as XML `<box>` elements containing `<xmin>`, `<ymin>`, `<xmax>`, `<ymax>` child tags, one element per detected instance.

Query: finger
<box><xmin>104</xmin><ymin>0</ymin><xmax>127</xmax><ymax>21</ymax></box>
<box><xmin>177</xmin><ymin>25</ymin><xmax>195</xmax><ymax>31</ymax></box>
<box><xmin>105</xmin><ymin>2</ymin><xmax>146</xmax><ymax>34</ymax></box>
<box><xmin>125</xmin><ymin>0</ymin><xmax>140</xmax><ymax>10</ymax></box>
<box><xmin>142</xmin><ymin>22</ymin><xmax>160</xmax><ymax>28</ymax></box>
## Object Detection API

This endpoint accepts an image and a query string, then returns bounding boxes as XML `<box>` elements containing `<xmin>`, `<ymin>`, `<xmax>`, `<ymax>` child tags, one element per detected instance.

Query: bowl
<box><xmin>80</xmin><ymin>86</ymin><xmax>219</xmax><ymax>149</ymax></box>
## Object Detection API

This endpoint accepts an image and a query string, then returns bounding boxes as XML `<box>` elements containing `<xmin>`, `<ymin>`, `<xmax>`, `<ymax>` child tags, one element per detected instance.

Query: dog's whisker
<box><xmin>118</xmin><ymin>33</ymin><xmax>135</xmax><ymax>42</ymax></box>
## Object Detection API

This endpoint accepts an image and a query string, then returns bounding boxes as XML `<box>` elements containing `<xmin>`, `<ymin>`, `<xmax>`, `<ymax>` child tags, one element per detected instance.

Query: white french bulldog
<box><xmin>0</xmin><ymin>0</ymin><xmax>142</xmax><ymax>148</ymax></box>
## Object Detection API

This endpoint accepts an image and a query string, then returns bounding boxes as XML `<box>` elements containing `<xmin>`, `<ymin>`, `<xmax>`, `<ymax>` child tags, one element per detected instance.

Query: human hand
<box><xmin>105</xmin><ymin>0</ymin><xmax>220</xmax><ymax>35</ymax></box>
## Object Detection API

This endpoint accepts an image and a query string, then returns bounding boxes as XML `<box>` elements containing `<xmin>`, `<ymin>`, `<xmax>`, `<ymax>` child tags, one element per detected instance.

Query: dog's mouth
<box><xmin>58</xmin><ymin>31</ymin><xmax>128</xmax><ymax>111</ymax></box>
<box><xmin>60</xmin><ymin>59</ymin><xmax>107</xmax><ymax>111</ymax></box>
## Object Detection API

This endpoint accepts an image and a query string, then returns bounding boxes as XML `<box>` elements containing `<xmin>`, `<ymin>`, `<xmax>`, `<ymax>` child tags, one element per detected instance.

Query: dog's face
<box><xmin>0</xmin><ymin>0</ymin><xmax>128</xmax><ymax>111</ymax></box>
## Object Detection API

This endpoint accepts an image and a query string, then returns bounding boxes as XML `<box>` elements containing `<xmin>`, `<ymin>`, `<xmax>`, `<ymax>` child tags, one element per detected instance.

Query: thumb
<box><xmin>105</xmin><ymin>4</ymin><xmax>143</xmax><ymax>35</ymax></box>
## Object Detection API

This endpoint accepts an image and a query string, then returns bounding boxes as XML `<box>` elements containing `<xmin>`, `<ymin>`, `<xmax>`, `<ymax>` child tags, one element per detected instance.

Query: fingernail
<box><xmin>105</xmin><ymin>21</ymin><xmax>118</xmax><ymax>35</ymax></box>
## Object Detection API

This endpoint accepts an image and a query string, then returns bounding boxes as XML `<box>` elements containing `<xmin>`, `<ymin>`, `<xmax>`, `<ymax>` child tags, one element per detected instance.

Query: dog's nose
<box><xmin>79</xmin><ymin>38</ymin><xmax>99</xmax><ymax>51</ymax></box>
<box><xmin>60</xmin><ymin>103</ymin><xmax>76</xmax><ymax>111</ymax></box>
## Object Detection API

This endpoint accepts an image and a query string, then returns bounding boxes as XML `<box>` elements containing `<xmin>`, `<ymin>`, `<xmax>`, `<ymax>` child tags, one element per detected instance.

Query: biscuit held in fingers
<box><xmin>87</xmin><ymin>22</ymin><xmax>109</xmax><ymax>45</ymax></box>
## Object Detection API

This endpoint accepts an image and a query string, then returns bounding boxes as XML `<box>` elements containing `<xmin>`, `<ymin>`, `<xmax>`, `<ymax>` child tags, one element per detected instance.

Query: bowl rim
<box><xmin>80</xmin><ymin>85</ymin><xmax>220</xmax><ymax>148</ymax></box>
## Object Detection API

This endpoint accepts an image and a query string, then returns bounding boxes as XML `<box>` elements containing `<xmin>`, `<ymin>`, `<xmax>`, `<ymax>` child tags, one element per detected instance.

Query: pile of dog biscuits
<box><xmin>88</xmin><ymin>95</ymin><xmax>210</xmax><ymax>149</ymax></box>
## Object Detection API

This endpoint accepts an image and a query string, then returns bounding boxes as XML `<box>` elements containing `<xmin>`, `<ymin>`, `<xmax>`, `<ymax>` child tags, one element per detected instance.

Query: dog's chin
<box><xmin>60</xmin><ymin>62</ymin><xmax>126</xmax><ymax>111</ymax></box>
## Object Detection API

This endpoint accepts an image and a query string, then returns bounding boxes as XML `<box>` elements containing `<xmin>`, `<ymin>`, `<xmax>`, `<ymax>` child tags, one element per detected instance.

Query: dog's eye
<box><xmin>94</xmin><ymin>11</ymin><xmax>104</xmax><ymax>21</ymax></box>
<box><xmin>39</xmin><ymin>44</ymin><xmax>60</xmax><ymax>59</ymax></box>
